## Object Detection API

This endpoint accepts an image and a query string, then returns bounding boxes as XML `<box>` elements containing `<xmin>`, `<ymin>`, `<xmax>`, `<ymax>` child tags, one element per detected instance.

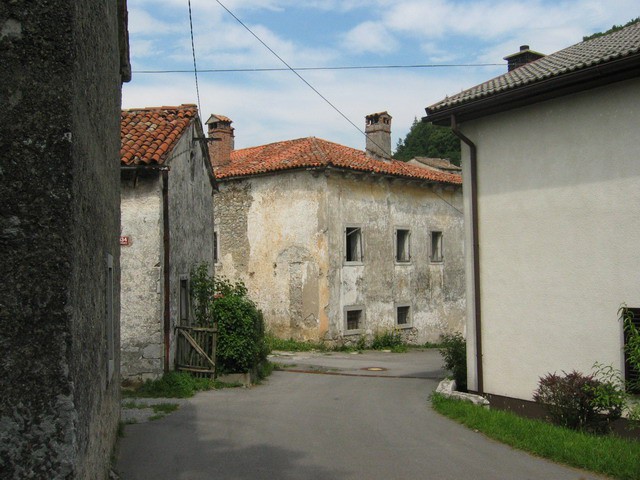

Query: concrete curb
<box><xmin>435</xmin><ymin>378</ymin><xmax>490</xmax><ymax>407</ymax></box>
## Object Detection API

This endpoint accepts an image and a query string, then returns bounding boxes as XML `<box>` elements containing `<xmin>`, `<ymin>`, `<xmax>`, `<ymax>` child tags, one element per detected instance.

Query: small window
<box><xmin>213</xmin><ymin>231</ymin><xmax>219</xmax><ymax>263</ymax></box>
<box><xmin>345</xmin><ymin>226</ymin><xmax>363</xmax><ymax>263</ymax></box>
<box><xmin>430</xmin><ymin>231</ymin><xmax>443</xmax><ymax>263</ymax></box>
<box><xmin>396</xmin><ymin>305</ymin><xmax>410</xmax><ymax>326</ymax></box>
<box><xmin>395</xmin><ymin>229</ymin><xmax>411</xmax><ymax>263</ymax></box>
<box><xmin>105</xmin><ymin>253</ymin><xmax>115</xmax><ymax>382</ymax></box>
<box><xmin>344</xmin><ymin>306</ymin><xmax>364</xmax><ymax>332</ymax></box>
<box><xmin>179</xmin><ymin>276</ymin><xmax>190</xmax><ymax>325</ymax></box>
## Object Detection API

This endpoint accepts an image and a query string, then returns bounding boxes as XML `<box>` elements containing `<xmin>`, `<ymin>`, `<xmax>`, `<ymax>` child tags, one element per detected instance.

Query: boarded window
<box><xmin>105</xmin><ymin>253</ymin><xmax>115</xmax><ymax>382</ymax></box>
<box><xmin>430</xmin><ymin>231</ymin><xmax>443</xmax><ymax>262</ymax></box>
<box><xmin>396</xmin><ymin>229</ymin><xmax>410</xmax><ymax>263</ymax></box>
<box><xmin>345</xmin><ymin>227</ymin><xmax>363</xmax><ymax>263</ymax></box>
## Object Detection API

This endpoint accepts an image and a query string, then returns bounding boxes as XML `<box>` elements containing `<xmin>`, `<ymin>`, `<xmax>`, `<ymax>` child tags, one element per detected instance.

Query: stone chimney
<box><xmin>503</xmin><ymin>45</ymin><xmax>545</xmax><ymax>71</ymax></box>
<box><xmin>365</xmin><ymin>111</ymin><xmax>392</xmax><ymax>160</ymax></box>
<box><xmin>205</xmin><ymin>114</ymin><xmax>234</xmax><ymax>167</ymax></box>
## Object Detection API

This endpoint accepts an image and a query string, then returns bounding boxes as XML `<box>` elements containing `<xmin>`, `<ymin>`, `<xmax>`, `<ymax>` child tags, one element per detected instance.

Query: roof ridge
<box><xmin>122</xmin><ymin>104</ymin><xmax>198</xmax><ymax>113</ymax></box>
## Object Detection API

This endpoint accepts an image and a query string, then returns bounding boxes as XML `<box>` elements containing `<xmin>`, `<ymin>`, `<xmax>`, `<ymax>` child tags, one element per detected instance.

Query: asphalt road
<box><xmin>116</xmin><ymin>350</ymin><xmax>607</xmax><ymax>479</ymax></box>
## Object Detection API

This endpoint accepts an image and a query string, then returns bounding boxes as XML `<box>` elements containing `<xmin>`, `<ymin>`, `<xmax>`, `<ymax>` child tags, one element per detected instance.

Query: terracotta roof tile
<box><xmin>120</xmin><ymin>104</ymin><xmax>198</xmax><ymax>166</ymax></box>
<box><xmin>215</xmin><ymin>137</ymin><xmax>461</xmax><ymax>185</ymax></box>
<box><xmin>428</xmin><ymin>21</ymin><xmax>640</xmax><ymax>112</ymax></box>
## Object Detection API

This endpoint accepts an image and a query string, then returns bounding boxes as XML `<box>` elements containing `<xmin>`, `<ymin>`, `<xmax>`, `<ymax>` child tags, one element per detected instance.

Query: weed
<box><xmin>123</xmin><ymin>372</ymin><xmax>228</xmax><ymax>398</ymax></box>
<box><xmin>152</xmin><ymin>403</ymin><xmax>179</xmax><ymax>414</ymax></box>
<box><xmin>371</xmin><ymin>329</ymin><xmax>406</xmax><ymax>352</ymax></box>
<box><xmin>439</xmin><ymin>333</ymin><xmax>467</xmax><ymax>391</ymax></box>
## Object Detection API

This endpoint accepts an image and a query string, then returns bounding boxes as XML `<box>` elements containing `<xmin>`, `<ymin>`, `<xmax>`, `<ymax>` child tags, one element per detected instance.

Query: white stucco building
<box><xmin>120</xmin><ymin>105</ymin><xmax>216</xmax><ymax>380</ymax></box>
<box><xmin>425</xmin><ymin>23</ymin><xmax>640</xmax><ymax>406</ymax></box>
<box><xmin>208</xmin><ymin>112</ymin><xmax>466</xmax><ymax>345</ymax></box>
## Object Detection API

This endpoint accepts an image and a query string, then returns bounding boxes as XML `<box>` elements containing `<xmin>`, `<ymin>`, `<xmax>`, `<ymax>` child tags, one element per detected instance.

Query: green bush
<box><xmin>439</xmin><ymin>333</ymin><xmax>467</xmax><ymax>391</ymax></box>
<box><xmin>126</xmin><ymin>372</ymin><xmax>218</xmax><ymax>398</ymax></box>
<box><xmin>191</xmin><ymin>265</ymin><xmax>269</xmax><ymax>376</ymax></box>
<box><xmin>371</xmin><ymin>329</ymin><xmax>407</xmax><ymax>352</ymax></box>
<box><xmin>533</xmin><ymin>369</ymin><xmax>624</xmax><ymax>433</ymax></box>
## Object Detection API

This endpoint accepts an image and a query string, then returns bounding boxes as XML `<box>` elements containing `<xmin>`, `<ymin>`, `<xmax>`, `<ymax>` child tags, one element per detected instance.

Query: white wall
<box><xmin>461</xmin><ymin>77</ymin><xmax>640</xmax><ymax>400</ymax></box>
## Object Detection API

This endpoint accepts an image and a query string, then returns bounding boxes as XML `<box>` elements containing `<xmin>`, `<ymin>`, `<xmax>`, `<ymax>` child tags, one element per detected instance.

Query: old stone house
<box><xmin>208</xmin><ymin>112</ymin><xmax>465</xmax><ymax>345</ymax></box>
<box><xmin>425</xmin><ymin>23</ymin><xmax>640</xmax><ymax>407</ymax></box>
<box><xmin>1</xmin><ymin>1</ymin><xmax>130</xmax><ymax>478</ymax></box>
<box><xmin>120</xmin><ymin>104</ymin><xmax>216</xmax><ymax>380</ymax></box>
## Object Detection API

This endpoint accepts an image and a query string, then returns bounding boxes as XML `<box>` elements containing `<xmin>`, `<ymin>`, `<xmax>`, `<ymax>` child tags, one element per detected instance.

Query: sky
<box><xmin>123</xmin><ymin>0</ymin><xmax>638</xmax><ymax>151</ymax></box>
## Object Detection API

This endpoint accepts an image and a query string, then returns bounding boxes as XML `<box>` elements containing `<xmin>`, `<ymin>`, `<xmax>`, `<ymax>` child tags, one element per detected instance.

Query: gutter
<box><xmin>162</xmin><ymin>170</ymin><xmax>171</xmax><ymax>373</ymax></box>
<box><xmin>450</xmin><ymin>115</ymin><xmax>483</xmax><ymax>394</ymax></box>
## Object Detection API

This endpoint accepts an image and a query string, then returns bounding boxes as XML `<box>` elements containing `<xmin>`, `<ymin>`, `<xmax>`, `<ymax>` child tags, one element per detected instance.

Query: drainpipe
<box><xmin>162</xmin><ymin>170</ymin><xmax>171</xmax><ymax>373</ymax></box>
<box><xmin>450</xmin><ymin>114</ymin><xmax>483</xmax><ymax>394</ymax></box>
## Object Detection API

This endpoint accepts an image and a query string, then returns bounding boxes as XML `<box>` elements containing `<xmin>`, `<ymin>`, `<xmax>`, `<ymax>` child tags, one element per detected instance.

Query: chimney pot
<box><xmin>520</xmin><ymin>45</ymin><xmax>529</xmax><ymax>51</ymax></box>
<box><xmin>365</xmin><ymin>111</ymin><xmax>392</xmax><ymax>160</ymax></box>
<box><xmin>504</xmin><ymin>45</ymin><xmax>545</xmax><ymax>72</ymax></box>
<box><xmin>205</xmin><ymin>114</ymin><xmax>234</xmax><ymax>167</ymax></box>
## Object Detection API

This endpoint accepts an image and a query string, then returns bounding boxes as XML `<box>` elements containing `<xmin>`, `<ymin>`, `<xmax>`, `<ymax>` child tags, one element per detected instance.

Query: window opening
<box><xmin>431</xmin><ymin>231</ymin><xmax>443</xmax><ymax>262</ymax></box>
<box><xmin>396</xmin><ymin>229</ymin><xmax>410</xmax><ymax>262</ymax></box>
<box><xmin>345</xmin><ymin>227</ymin><xmax>363</xmax><ymax>262</ymax></box>
<box><xmin>105</xmin><ymin>253</ymin><xmax>115</xmax><ymax>382</ymax></box>
<box><xmin>346</xmin><ymin>309</ymin><xmax>362</xmax><ymax>331</ymax></box>
<box><xmin>397</xmin><ymin>305</ymin><xmax>410</xmax><ymax>326</ymax></box>
<box><xmin>180</xmin><ymin>276</ymin><xmax>190</xmax><ymax>325</ymax></box>
<box><xmin>213</xmin><ymin>231</ymin><xmax>219</xmax><ymax>263</ymax></box>
<box><xmin>624</xmin><ymin>307</ymin><xmax>640</xmax><ymax>393</ymax></box>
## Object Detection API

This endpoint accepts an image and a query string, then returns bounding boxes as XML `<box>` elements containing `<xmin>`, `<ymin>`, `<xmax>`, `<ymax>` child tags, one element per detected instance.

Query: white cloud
<box><xmin>342</xmin><ymin>21</ymin><xmax>400</xmax><ymax>55</ymax></box>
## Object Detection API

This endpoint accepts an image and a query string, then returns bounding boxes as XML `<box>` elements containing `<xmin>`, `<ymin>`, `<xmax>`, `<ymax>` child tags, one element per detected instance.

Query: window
<box><xmin>345</xmin><ymin>226</ymin><xmax>363</xmax><ymax>263</ymax></box>
<box><xmin>624</xmin><ymin>307</ymin><xmax>640</xmax><ymax>392</ymax></box>
<box><xmin>344</xmin><ymin>306</ymin><xmax>364</xmax><ymax>332</ymax></box>
<box><xmin>105</xmin><ymin>253</ymin><xmax>115</xmax><ymax>382</ymax></box>
<box><xmin>395</xmin><ymin>229</ymin><xmax>411</xmax><ymax>263</ymax></box>
<box><xmin>430</xmin><ymin>231</ymin><xmax>443</xmax><ymax>263</ymax></box>
<box><xmin>213</xmin><ymin>231</ymin><xmax>219</xmax><ymax>263</ymax></box>
<box><xmin>396</xmin><ymin>305</ymin><xmax>411</xmax><ymax>326</ymax></box>
<box><xmin>179</xmin><ymin>275</ymin><xmax>190</xmax><ymax>325</ymax></box>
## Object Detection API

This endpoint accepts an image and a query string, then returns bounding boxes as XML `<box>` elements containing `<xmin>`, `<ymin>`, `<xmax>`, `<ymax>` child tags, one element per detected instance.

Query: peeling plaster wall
<box><xmin>215</xmin><ymin>169</ymin><xmax>465</xmax><ymax>344</ymax></box>
<box><xmin>0</xmin><ymin>1</ymin><xmax>124</xmax><ymax>478</ymax></box>
<box><xmin>326</xmin><ymin>175</ymin><xmax>465</xmax><ymax>344</ymax></box>
<box><xmin>215</xmin><ymin>171</ymin><xmax>329</xmax><ymax>340</ymax></box>
<box><xmin>120</xmin><ymin>176</ymin><xmax>163</xmax><ymax>379</ymax></box>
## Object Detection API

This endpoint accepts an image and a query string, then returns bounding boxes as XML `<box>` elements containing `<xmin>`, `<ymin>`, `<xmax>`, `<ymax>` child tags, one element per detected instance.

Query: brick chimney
<box><xmin>365</xmin><ymin>111</ymin><xmax>392</xmax><ymax>160</ymax></box>
<box><xmin>205</xmin><ymin>114</ymin><xmax>234</xmax><ymax>167</ymax></box>
<box><xmin>503</xmin><ymin>45</ymin><xmax>545</xmax><ymax>71</ymax></box>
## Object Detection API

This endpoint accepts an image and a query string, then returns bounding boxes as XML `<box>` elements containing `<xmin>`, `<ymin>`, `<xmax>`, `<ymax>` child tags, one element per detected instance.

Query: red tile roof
<box><xmin>121</xmin><ymin>104</ymin><xmax>198</xmax><ymax>165</ymax></box>
<box><xmin>216</xmin><ymin>137</ymin><xmax>461</xmax><ymax>185</ymax></box>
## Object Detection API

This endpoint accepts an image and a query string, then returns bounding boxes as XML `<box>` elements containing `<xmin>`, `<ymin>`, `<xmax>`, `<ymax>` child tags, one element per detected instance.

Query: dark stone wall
<box><xmin>0</xmin><ymin>1</ymin><xmax>125</xmax><ymax>478</ymax></box>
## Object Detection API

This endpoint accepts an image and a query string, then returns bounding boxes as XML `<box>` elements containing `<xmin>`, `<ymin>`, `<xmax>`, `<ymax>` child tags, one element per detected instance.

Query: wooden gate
<box><xmin>175</xmin><ymin>325</ymin><xmax>217</xmax><ymax>377</ymax></box>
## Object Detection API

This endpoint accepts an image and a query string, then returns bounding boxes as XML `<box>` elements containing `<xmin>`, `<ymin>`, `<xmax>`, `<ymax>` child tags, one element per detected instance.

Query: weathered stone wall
<box><xmin>326</xmin><ymin>174</ymin><xmax>465</xmax><ymax>344</ymax></box>
<box><xmin>120</xmin><ymin>175</ymin><xmax>164</xmax><ymax>380</ymax></box>
<box><xmin>214</xmin><ymin>169</ymin><xmax>465</xmax><ymax>344</ymax></box>
<box><xmin>167</xmin><ymin>120</ymin><xmax>216</xmax><ymax>358</ymax></box>
<box><xmin>0</xmin><ymin>1</ymin><xmax>125</xmax><ymax>478</ymax></box>
<box><xmin>214</xmin><ymin>171</ymin><xmax>329</xmax><ymax>340</ymax></box>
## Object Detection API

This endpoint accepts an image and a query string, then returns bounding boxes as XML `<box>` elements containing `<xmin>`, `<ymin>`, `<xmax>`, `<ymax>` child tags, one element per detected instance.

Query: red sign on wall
<box><xmin>120</xmin><ymin>236</ymin><xmax>131</xmax><ymax>246</ymax></box>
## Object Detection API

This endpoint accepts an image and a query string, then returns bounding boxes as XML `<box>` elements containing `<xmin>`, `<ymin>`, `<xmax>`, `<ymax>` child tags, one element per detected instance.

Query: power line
<box><xmin>213</xmin><ymin>0</ymin><xmax>385</xmax><ymax>152</ymax></box>
<box><xmin>132</xmin><ymin>63</ymin><xmax>503</xmax><ymax>74</ymax></box>
<box><xmin>187</xmin><ymin>0</ymin><xmax>202</xmax><ymax>115</ymax></box>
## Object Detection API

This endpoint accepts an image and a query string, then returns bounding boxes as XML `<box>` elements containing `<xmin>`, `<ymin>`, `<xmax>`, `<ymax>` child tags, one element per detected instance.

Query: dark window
<box><xmin>431</xmin><ymin>231</ymin><xmax>443</xmax><ymax>262</ymax></box>
<box><xmin>180</xmin><ymin>276</ymin><xmax>189</xmax><ymax>325</ymax></box>
<box><xmin>346</xmin><ymin>310</ymin><xmax>362</xmax><ymax>331</ymax></box>
<box><xmin>396</xmin><ymin>229</ymin><xmax>410</xmax><ymax>262</ymax></box>
<box><xmin>624</xmin><ymin>307</ymin><xmax>640</xmax><ymax>392</ymax></box>
<box><xmin>213</xmin><ymin>231</ymin><xmax>219</xmax><ymax>263</ymax></box>
<box><xmin>397</xmin><ymin>306</ymin><xmax>410</xmax><ymax>325</ymax></box>
<box><xmin>345</xmin><ymin>227</ymin><xmax>363</xmax><ymax>262</ymax></box>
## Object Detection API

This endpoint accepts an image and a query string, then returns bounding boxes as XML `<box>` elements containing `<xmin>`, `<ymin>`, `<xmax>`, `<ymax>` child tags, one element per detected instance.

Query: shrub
<box><xmin>439</xmin><ymin>332</ymin><xmax>467</xmax><ymax>391</ymax></box>
<box><xmin>371</xmin><ymin>329</ymin><xmax>407</xmax><ymax>352</ymax></box>
<box><xmin>533</xmin><ymin>370</ymin><xmax>624</xmax><ymax>433</ymax></box>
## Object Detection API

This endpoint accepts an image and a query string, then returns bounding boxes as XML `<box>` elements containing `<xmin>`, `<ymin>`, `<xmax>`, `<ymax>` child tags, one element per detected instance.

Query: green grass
<box><xmin>122</xmin><ymin>372</ymin><xmax>242</xmax><ymax>398</ymax></box>
<box><xmin>266</xmin><ymin>335</ymin><xmax>328</xmax><ymax>352</ymax></box>
<box><xmin>431</xmin><ymin>393</ymin><xmax>640</xmax><ymax>480</ymax></box>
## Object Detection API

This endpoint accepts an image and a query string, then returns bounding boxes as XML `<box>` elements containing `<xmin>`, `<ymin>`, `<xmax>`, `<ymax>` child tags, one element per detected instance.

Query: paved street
<box><xmin>116</xmin><ymin>350</ymin><xmax>607</xmax><ymax>479</ymax></box>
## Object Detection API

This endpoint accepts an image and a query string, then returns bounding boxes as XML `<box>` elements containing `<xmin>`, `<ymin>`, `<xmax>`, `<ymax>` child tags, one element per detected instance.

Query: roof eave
<box><xmin>424</xmin><ymin>53</ymin><xmax>640</xmax><ymax>126</ymax></box>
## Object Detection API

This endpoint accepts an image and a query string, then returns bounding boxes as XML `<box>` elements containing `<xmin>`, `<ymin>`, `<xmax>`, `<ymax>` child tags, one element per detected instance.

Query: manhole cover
<box><xmin>361</xmin><ymin>367</ymin><xmax>387</xmax><ymax>372</ymax></box>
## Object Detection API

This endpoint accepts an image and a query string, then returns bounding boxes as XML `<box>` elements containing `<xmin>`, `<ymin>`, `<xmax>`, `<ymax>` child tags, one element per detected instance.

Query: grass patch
<box><xmin>152</xmin><ymin>403</ymin><xmax>179</xmax><ymax>414</ymax></box>
<box><xmin>431</xmin><ymin>393</ymin><xmax>640</xmax><ymax>480</ymax></box>
<box><xmin>122</xmin><ymin>372</ymin><xmax>242</xmax><ymax>398</ymax></box>
<box><xmin>267</xmin><ymin>335</ymin><xmax>328</xmax><ymax>352</ymax></box>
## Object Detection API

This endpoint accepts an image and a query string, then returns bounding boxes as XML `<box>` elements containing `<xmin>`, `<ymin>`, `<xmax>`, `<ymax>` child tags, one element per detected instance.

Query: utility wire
<box><xmin>132</xmin><ymin>63</ymin><xmax>503</xmax><ymax>74</ymax></box>
<box><xmin>214</xmin><ymin>0</ymin><xmax>384</xmax><ymax>152</ymax></box>
<box><xmin>187</xmin><ymin>0</ymin><xmax>202</xmax><ymax>115</ymax></box>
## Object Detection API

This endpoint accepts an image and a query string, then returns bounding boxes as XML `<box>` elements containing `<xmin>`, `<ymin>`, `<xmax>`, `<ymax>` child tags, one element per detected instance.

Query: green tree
<box><xmin>394</xmin><ymin>118</ymin><xmax>460</xmax><ymax>165</ymax></box>
<box><xmin>583</xmin><ymin>18</ymin><xmax>639</xmax><ymax>41</ymax></box>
